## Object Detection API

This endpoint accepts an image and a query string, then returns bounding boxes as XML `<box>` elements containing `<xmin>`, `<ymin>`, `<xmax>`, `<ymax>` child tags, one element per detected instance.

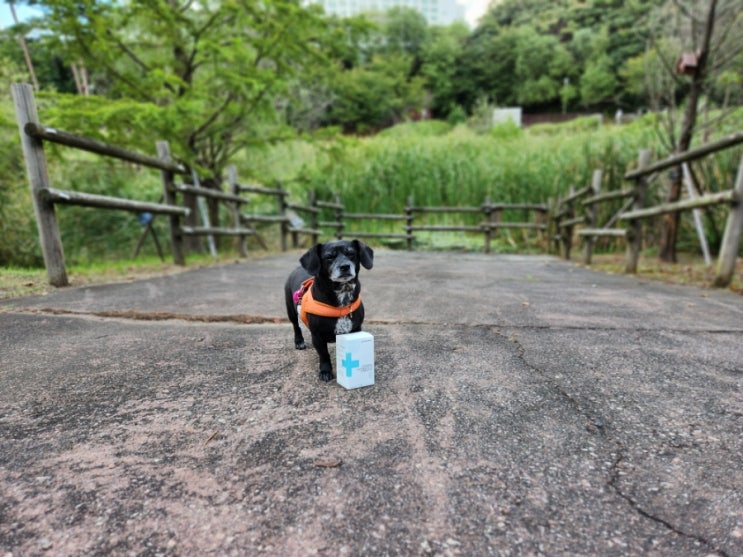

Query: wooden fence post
<box><xmin>546</xmin><ymin>197</ymin><xmax>557</xmax><ymax>254</ymax></box>
<box><xmin>483</xmin><ymin>195</ymin><xmax>492</xmax><ymax>254</ymax></box>
<box><xmin>277</xmin><ymin>182</ymin><xmax>288</xmax><ymax>252</ymax></box>
<box><xmin>157</xmin><ymin>140</ymin><xmax>185</xmax><ymax>266</ymax></box>
<box><xmin>582</xmin><ymin>169</ymin><xmax>602</xmax><ymax>264</ymax></box>
<box><xmin>12</xmin><ymin>83</ymin><xmax>69</xmax><ymax>286</ymax></box>
<box><xmin>309</xmin><ymin>190</ymin><xmax>318</xmax><ymax>245</ymax></box>
<box><xmin>562</xmin><ymin>186</ymin><xmax>575</xmax><ymax>260</ymax></box>
<box><xmin>713</xmin><ymin>152</ymin><xmax>743</xmax><ymax>287</ymax></box>
<box><xmin>625</xmin><ymin>149</ymin><xmax>651</xmax><ymax>274</ymax></box>
<box><xmin>228</xmin><ymin>165</ymin><xmax>248</xmax><ymax>257</ymax></box>
<box><xmin>335</xmin><ymin>194</ymin><xmax>344</xmax><ymax>240</ymax></box>
<box><xmin>405</xmin><ymin>196</ymin><xmax>414</xmax><ymax>251</ymax></box>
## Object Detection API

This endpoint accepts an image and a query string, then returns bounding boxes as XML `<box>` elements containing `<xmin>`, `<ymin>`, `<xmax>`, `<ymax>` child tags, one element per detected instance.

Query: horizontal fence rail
<box><xmin>624</xmin><ymin>132</ymin><xmax>743</xmax><ymax>180</ymax></box>
<box><xmin>23</xmin><ymin>121</ymin><xmax>188</xmax><ymax>175</ymax></box>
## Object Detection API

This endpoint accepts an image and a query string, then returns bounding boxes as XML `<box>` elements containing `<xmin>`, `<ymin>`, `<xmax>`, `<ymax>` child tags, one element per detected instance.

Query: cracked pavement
<box><xmin>1</xmin><ymin>250</ymin><xmax>742</xmax><ymax>556</ymax></box>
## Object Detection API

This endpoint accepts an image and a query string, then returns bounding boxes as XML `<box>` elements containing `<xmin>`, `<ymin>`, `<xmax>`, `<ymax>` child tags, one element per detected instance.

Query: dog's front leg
<box><xmin>312</xmin><ymin>334</ymin><xmax>334</xmax><ymax>382</ymax></box>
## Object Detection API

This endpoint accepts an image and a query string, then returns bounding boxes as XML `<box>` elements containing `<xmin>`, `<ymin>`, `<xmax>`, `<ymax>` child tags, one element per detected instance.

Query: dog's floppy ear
<box><xmin>299</xmin><ymin>243</ymin><xmax>323</xmax><ymax>276</ymax></box>
<box><xmin>354</xmin><ymin>239</ymin><xmax>374</xmax><ymax>270</ymax></box>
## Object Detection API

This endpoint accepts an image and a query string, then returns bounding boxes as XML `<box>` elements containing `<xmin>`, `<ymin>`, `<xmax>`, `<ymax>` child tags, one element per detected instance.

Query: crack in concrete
<box><xmin>501</xmin><ymin>327</ymin><xmax>733</xmax><ymax>557</ymax></box>
<box><xmin>608</xmin><ymin>451</ymin><xmax>731</xmax><ymax>557</ymax></box>
<box><xmin>4</xmin><ymin>308</ymin><xmax>743</xmax><ymax>336</ymax></box>
<box><xmin>5</xmin><ymin>307</ymin><xmax>281</xmax><ymax>324</ymax></box>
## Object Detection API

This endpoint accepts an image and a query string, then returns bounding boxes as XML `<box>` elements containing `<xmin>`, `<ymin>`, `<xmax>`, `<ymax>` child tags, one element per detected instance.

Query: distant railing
<box><xmin>279</xmin><ymin>194</ymin><xmax>548</xmax><ymax>253</ymax></box>
<box><xmin>552</xmin><ymin>131</ymin><xmax>743</xmax><ymax>287</ymax></box>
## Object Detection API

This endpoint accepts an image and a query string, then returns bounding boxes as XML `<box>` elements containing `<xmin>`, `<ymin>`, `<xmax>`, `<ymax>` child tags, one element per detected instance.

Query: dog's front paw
<box><xmin>295</xmin><ymin>340</ymin><xmax>307</xmax><ymax>350</ymax></box>
<box><xmin>319</xmin><ymin>369</ymin><xmax>335</xmax><ymax>382</ymax></box>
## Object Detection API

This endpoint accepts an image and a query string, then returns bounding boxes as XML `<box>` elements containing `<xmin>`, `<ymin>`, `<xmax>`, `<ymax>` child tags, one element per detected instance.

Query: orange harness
<box><xmin>295</xmin><ymin>278</ymin><xmax>362</xmax><ymax>328</ymax></box>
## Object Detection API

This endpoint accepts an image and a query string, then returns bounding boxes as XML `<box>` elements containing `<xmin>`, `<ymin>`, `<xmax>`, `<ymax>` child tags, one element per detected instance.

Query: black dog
<box><xmin>284</xmin><ymin>240</ymin><xmax>374</xmax><ymax>381</ymax></box>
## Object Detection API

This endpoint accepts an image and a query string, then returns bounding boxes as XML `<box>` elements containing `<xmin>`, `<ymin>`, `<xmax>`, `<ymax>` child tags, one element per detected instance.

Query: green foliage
<box><xmin>377</xmin><ymin>120</ymin><xmax>453</xmax><ymax>138</ymax></box>
<box><xmin>580</xmin><ymin>54</ymin><xmax>618</xmax><ymax>105</ymax></box>
<box><xmin>464</xmin><ymin>0</ymin><xmax>663</xmax><ymax>110</ymax></box>
<box><xmin>376</xmin><ymin>7</ymin><xmax>430</xmax><ymax>58</ymax></box>
<box><xmin>243</xmin><ymin>117</ymin><xmax>662</xmax><ymax>226</ymax></box>
<box><xmin>25</xmin><ymin>0</ymin><xmax>331</xmax><ymax>179</ymax></box>
<box><xmin>48</xmin><ymin>160</ymin><xmax>169</xmax><ymax>266</ymax></box>
<box><xmin>447</xmin><ymin>105</ymin><xmax>467</xmax><ymax>125</ymax></box>
<box><xmin>420</xmin><ymin>23</ymin><xmax>469</xmax><ymax>117</ymax></box>
<box><xmin>326</xmin><ymin>54</ymin><xmax>426</xmax><ymax>133</ymax></box>
<box><xmin>489</xmin><ymin>121</ymin><xmax>523</xmax><ymax>140</ymax></box>
<box><xmin>512</xmin><ymin>26</ymin><xmax>566</xmax><ymax>105</ymax></box>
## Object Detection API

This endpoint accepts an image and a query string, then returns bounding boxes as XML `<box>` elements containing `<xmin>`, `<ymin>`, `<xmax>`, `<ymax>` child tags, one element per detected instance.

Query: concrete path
<box><xmin>1</xmin><ymin>251</ymin><xmax>741</xmax><ymax>556</ymax></box>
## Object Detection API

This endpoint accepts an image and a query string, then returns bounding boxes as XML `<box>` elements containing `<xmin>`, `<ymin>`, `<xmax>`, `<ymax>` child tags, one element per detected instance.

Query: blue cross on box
<box><xmin>335</xmin><ymin>332</ymin><xmax>374</xmax><ymax>389</ymax></box>
<box><xmin>342</xmin><ymin>352</ymin><xmax>360</xmax><ymax>377</ymax></box>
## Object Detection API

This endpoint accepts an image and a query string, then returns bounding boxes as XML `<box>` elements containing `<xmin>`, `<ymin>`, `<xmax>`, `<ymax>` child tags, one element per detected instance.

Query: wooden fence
<box><xmin>272</xmin><ymin>194</ymin><xmax>547</xmax><ymax>254</ymax></box>
<box><xmin>12</xmin><ymin>83</ymin><xmax>258</xmax><ymax>287</ymax></box>
<box><xmin>552</xmin><ymin>131</ymin><xmax>743</xmax><ymax>287</ymax></box>
<box><xmin>12</xmin><ymin>82</ymin><xmax>743</xmax><ymax>288</ymax></box>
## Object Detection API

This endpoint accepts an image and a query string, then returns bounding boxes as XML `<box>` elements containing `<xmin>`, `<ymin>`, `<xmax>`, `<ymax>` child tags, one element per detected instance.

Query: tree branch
<box><xmin>106</xmin><ymin>29</ymin><xmax>151</xmax><ymax>73</ymax></box>
<box><xmin>188</xmin><ymin>92</ymin><xmax>237</xmax><ymax>146</ymax></box>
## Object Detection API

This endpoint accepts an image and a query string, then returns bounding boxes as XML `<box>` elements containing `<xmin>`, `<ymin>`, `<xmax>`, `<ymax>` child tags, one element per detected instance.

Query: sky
<box><xmin>0</xmin><ymin>1</ymin><xmax>490</xmax><ymax>30</ymax></box>
<box><xmin>0</xmin><ymin>3</ymin><xmax>42</xmax><ymax>29</ymax></box>
<box><xmin>462</xmin><ymin>0</ymin><xmax>489</xmax><ymax>27</ymax></box>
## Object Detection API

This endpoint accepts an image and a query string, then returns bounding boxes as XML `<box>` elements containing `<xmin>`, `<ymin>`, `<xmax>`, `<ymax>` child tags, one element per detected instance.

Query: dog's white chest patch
<box><xmin>334</xmin><ymin>286</ymin><xmax>355</xmax><ymax>335</ymax></box>
<box><xmin>335</xmin><ymin>316</ymin><xmax>353</xmax><ymax>335</ymax></box>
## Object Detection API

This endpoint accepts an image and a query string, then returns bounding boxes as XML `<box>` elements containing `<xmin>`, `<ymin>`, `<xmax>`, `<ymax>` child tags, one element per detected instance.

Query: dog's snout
<box><xmin>339</xmin><ymin>263</ymin><xmax>351</xmax><ymax>274</ymax></box>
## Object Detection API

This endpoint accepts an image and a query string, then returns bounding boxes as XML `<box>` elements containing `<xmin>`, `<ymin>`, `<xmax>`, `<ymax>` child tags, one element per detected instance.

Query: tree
<box><xmin>469</xmin><ymin>0</ymin><xmax>663</xmax><ymax>113</ymax></box>
<box><xmin>419</xmin><ymin>22</ymin><xmax>469</xmax><ymax>117</ymax></box>
<box><xmin>284</xmin><ymin>14</ymin><xmax>376</xmax><ymax>132</ymax></box>
<box><xmin>325</xmin><ymin>54</ymin><xmax>426</xmax><ymax>133</ymax></box>
<box><xmin>641</xmin><ymin>0</ymin><xmax>743</xmax><ymax>262</ymax></box>
<box><xmin>513</xmin><ymin>26</ymin><xmax>576</xmax><ymax>106</ymax></box>
<box><xmin>21</xmin><ymin>0</ymin><xmax>331</xmax><ymax>182</ymax></box>
<box><xmin>379</xmin><ymin>7</ymin><xmax>430</xmax><ymax>61</ymax></box>
<box><xmin>579</xmin><ymin>54</ymin><xmax>617</xmax><ymax>105</ymax></box>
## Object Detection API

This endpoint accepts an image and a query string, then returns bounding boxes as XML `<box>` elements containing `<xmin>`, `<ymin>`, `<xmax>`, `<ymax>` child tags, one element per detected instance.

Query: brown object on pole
<box><xmin>659</xmin><ymin>0</ymin><xmax>717</xmax><ymax>263</ymax></box>
<box><xmin>676</xmin><ymin>51</ymin><xmax>700</xmax><ymax>76</ymax></box>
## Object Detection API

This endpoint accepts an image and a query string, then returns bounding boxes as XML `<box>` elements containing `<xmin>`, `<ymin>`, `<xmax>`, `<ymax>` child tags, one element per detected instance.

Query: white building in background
<box><xmin>310</xmin><ymin>0</ymin><xmax>466</xmax><ymax>25</ymax></box>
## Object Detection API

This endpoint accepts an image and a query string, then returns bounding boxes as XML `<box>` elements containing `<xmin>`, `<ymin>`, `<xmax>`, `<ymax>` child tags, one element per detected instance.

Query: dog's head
<box><xmin>299</xmin><ymin>240</ymin><xmax>374</xmax><ymax>283</ymax></box>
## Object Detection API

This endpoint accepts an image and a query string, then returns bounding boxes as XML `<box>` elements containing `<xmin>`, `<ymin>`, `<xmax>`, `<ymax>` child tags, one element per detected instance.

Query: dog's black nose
<box><xmin>340</xmin><ymin>264</ymin><xmax>351</xmax><ymax>274</ymax></box>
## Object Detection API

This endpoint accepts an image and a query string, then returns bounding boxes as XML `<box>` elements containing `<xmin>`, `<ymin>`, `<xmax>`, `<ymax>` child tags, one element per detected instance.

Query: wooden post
<box><xmin>12</xmin><ymin>83</ymin><xmax>69</xmax><ymax>286</ymax></box>
<box><xmin>547</xmin><ymin>197</ymin><xmax>558</xmax><ymax>255</ymax></box>
<box><xmin>228</xmin><ymin>165</ymin><xmax>248</xmax><ymax>257</ymax></box>
<box><xmin>309</xmin><ymin>190</ymin><xmax>318</xmax><ymax>245</ymax></box>
<box><xmin>277</xmin><ymin>182</ymin><xmax>288</xmax><ymax>252</ymax></box>
<box><xmin>157</xmin><ymin>141</ymin><xmax>185</xmax><ymax>266</ymax></box>
<box><xmin>535</xmin><ymin>208</ymin><xmax>546</xmax><ymax>248</ymax></box>
<box><xmin>625</xmin><ymin>149</ymin><xmax>651</xmax><ymax>274</ymax></box>
<box><xmin>192</xmin><ymin>171</ymin><xmax>217</xmax><ymax>259</ymax></box>
<box><xmin>582</xmin><ymin>169</ymin><xmax>602</xmax><ymax>264</ymax></box>
<box><xmin>405</xmin><ymin>196</ymin><xmax>414</xmax><ymax>251</ymax></box>
<box><xmin>335</xmin><ymin>194</ymin><xmax>344</xmax><ymax>240</ymax></box>
<box><xmin>713</xmin><ymin>153</ymin><xmax>743</xmax><ymax>287</ymax></box>
<box><xmin>562</xmin><ymin>186</ymin><xmax>575</xmax><ymax>260</ymax></box>
<box><xmin>483</xmin><ymin>196</ymin><xmax>492</xmax><ymax>254</ymax></box>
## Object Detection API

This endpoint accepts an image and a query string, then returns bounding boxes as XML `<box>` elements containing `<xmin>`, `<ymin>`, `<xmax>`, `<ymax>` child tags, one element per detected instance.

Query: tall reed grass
<box><xmin>242</xmin><ymin>115</ymin><xmax>660</xmax><ymax>216</ymax></box>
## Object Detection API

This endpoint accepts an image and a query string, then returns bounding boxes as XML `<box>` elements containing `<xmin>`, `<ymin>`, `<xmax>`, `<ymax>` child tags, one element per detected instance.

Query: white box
<box><xmin>336</xmin><ymin>332</ymin><xmax>374</xmax><ymax>389</ymax></box>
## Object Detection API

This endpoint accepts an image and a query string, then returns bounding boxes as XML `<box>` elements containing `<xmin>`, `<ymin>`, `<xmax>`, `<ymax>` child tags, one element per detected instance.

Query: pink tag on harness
<box><xmin>292</xmin><ymin>289</ymin><xmax>302</xmax><ymax>305</ymax></box>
